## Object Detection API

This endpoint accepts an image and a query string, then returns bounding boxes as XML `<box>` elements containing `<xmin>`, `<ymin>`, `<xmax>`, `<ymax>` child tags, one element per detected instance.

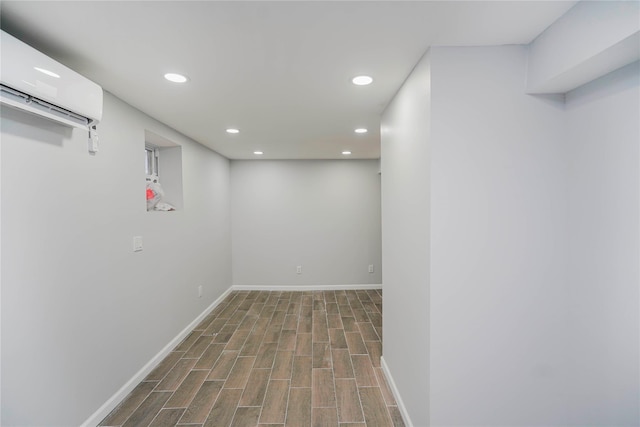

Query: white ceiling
<box><xmin>0</xmin><ymin>1</ymin><xmax>576</xmax><ymax>160</ymax></box>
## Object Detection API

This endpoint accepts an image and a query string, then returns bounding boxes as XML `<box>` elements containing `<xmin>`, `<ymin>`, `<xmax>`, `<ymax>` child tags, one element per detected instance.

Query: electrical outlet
<box><xmin>198</xmin><ymin>285</ymin><xmax>203</xmax><ymax>298</ymax></box>
<box><xmin>296</xmin><ymin>265</ymin><xmax>302</xmax><ymax>274</ymax></box>
<box><xmin>368</xmin><ymin>264</ymin><xmax>374</xmax><ymax>273</ymax></box>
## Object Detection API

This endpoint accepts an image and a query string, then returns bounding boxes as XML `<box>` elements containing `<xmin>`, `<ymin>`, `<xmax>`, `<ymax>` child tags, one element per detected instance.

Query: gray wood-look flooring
<box><xmin>100</xmin><ymin>289</ymin><xmax>403</xmax><ymax>427</ymax></box>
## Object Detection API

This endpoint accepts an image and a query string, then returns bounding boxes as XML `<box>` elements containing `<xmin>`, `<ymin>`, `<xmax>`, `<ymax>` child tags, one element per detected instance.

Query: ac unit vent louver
<box><xmin>0</xmin><ymin>30</ymin><xmax>103</xmax><ymax>153</ymax></box>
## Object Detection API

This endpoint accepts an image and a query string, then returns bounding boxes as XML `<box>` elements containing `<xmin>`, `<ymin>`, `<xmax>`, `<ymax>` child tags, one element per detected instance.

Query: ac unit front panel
<box><xmin>0</xmin><ymin>30</ymin><xmax>103</xmax><ymax>123</ymax></box>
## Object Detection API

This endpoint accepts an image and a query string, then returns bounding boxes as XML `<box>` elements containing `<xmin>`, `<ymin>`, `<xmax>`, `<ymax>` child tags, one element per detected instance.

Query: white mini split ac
<box><xmin>0</xmin><ymin>30</ymin><xmax>103</xmax><ymax>153</ymax></box>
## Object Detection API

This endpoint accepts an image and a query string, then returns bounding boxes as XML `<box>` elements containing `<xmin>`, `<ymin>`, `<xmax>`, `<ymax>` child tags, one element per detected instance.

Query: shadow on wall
<box><xmin>527</xmin><ymin>93</ymin><xmax>565</xmax><ymax>109</ymax></box>
<box><xmin>1</xmin><ymin>105</ymin><xmax>72</xmax><ymax>147</ymax></box>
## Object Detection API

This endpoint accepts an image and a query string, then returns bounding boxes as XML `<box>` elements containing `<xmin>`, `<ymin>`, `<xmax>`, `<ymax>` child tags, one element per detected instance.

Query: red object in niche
<box><xmin>146</xmin><ymin>188</ymin><xmax>155</xmax><ymax>200</ymax></box>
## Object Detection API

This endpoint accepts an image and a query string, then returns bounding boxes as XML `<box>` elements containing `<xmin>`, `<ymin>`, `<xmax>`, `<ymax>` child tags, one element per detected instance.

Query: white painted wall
<box><xmin>429</xmin><ymin>45</ymin><xmax>568</xmax><ymax>426</ymax></box>
<box><xmin>527</xmin><ymin>0</ymin><xmax>640</xmax><ymax>93</ymax></box>
<box><xmin>380</xmin><ymin>50</ymin><xmax>431</xmax><ymax>427</ymax></box>
<box><xmin>0</xmin><ymin>88</ymin><xmax>3</xmax><ymax>423</ymax></box>
<box><xmin>1</xmin><ymin>92</ymin><xmax>232</xmax><ymax>426</ymax></box>
<box><xmin>231</xmin><ymin>160</ymin><xmax>381</xmax><ymax>287</ymax></box>
<box><xmin>381</xmin><ymin>43</ymin><xmax>639</xmax><ymax>427</ymax></box>
<box><xmin>564</xmin><ymin>61</ymin><xmax>639</xmax><ymax>426</ymax></box>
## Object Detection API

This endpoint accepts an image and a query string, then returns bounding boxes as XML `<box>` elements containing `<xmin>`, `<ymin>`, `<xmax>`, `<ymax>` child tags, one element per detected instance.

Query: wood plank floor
<box><xmin>100</xmin><ymin>289</ymin><xmax>403</xmax><ymax>427</ymax></box>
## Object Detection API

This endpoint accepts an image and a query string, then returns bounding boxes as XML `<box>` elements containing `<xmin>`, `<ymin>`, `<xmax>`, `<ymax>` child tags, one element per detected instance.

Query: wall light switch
<box><xmin>296</xmin><ymin>265</ymin><xmax>302</xmax><ymax>274</ymax></box>
<box><xmin>368</xmin><ymin>264</ymin><xmax>374</xmax><ymax>273</ymax></box>
<box><xmin>133</xmin><ymin>236</ymin><xmax>143</xmax><ymax>252</ymax></box>
<box><xmin>198</xmin><ymin>285</ymin><xmax>203</xmax><ymax>298</ymax></box>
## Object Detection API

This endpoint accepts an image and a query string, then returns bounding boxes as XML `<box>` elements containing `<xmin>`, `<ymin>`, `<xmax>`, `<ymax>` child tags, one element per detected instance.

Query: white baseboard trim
<box><xmin>381</xmin><ymin>356</ymin><xmax>414</xmax><ymax>427</ymax></box>
<box><xmin>232</xmin><ymin>284</ymin><xmax>382</xmax><ymax>291</ymax></box>
<box><xmin>80</xmin><ymin>286</ymin><xmax>234</xmax><ymax>427</ymax></box>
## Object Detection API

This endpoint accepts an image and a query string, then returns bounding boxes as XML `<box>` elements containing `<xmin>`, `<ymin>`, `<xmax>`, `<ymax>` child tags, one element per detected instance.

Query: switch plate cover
<box><xmin>133</xmin><ymin>236</ymin><xmax>143</xmax><ymax>252</ymax></box>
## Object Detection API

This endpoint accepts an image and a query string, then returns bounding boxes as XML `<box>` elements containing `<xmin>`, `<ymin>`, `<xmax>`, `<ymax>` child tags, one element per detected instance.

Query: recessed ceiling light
<box><xmin>354</xmin><ymin>128</ymin><xmax>368</xmax><ymax>134</ymax></box>
<box><xmin>254</xmin><ymin>151</ymin><xmax>263</xmax><ymax>155</ymax></box>
<box><xmin>226</xmin><ymin>128</ymin><xmax>240</xmax><ymax>134</ymax></box>
<box><xmin>342</xmin><ymin>151</ymin><xmax>352</xmax><ymax>155</ymax></box>
<box><xmin>352</xmin><ymin>75</ymin><xmax>373</xmax><ymax>86</ymax></box>
<box><xmin>164</xmin><ymin>73</ymin><xmax>189</xmax><ymax>83</ymax></box>
<box><xmin>34</xmin><ymin>67</ymin><xmax>60</xmax><ymax>78</ymax></box>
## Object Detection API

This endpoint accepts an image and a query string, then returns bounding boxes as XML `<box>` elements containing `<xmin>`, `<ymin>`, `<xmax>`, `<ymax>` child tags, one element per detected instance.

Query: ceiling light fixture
<box><xmin>352</xmin><ymin>75</ymin><xmax>373</xmax><ymax>86</ymax></box>
<box><xmin>34</xmin><ymin>67</ymin><xmax>60</xmax><ymax>78</ymax></box>
<box><xmin>226</xmin><ymin>128</ymin><xmax>240</xmax><ymax>134</ymax></box>
<box><xmin>342</xmin><ymin>151</ymin><xmax>352</xmax><ymax>155</ymax></box>
<box><xmin>354</xmin><ymin>128</ymin><xmax>368</xmax><ymax>134</ymax></box>
<box><xmin>164</xmin><ymin>73</ymin><xmax>189</xmax><ymax>83</ymax></box>
<box><xmin>254</xmin><ymin>151</ymin><xmax>263</xmax><ymax>155</ymax></box>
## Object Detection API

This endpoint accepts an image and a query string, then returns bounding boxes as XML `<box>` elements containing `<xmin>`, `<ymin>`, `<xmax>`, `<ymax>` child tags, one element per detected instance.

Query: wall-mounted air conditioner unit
<box><xmin>0</xmin><ymin>30</ymin><xmax>103</xmax><ymax>153</ymax></box>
